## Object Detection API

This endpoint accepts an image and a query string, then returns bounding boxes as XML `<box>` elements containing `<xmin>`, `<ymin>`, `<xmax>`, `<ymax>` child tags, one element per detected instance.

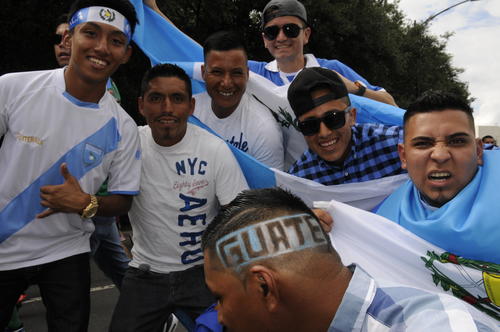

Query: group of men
<box><xmin>0</xmin><ymin>0</ymin><xmax>498</xmax><ymax>332</ymax></box>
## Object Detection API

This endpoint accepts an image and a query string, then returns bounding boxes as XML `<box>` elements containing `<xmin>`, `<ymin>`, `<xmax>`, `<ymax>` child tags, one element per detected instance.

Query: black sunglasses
<box><xmin>298</xmin><ymin>106</ymin><xmax>352</xmax><ymax>136</ymax></box>
<box><xmin>263</xmin><ymin>23</ymin><xmax>304</xmax><ymax>41</ymax></box>
<box><xmin>53</xmin><ymin>33</ymin><xmax>64</xmax><ymax>45</ymax></box>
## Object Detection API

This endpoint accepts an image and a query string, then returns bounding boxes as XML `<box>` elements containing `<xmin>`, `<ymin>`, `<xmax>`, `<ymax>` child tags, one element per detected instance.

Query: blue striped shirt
<box><xmin>289</xmin><ymin>123</ymin><xmax>404</xmax><ymax>185</ymax></box>
<box><xmin>329</xmin><ymin>265</ymin><xmax>495</xmax><ymax>331</ymax></box>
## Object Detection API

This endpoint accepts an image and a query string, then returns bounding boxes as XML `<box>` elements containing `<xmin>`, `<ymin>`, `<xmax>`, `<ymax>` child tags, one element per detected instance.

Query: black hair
<box><xmin>140</xmin><ymin>63</ymin><xmax>192</xmax><ymax>98</ymax></box>
<box><xmin>55</xmin><ymin>13</ymin><xmax>69</xmax><ymax>27</ymax></box>
<box><xmin>68</xmin><ymin>0</ymin><xmax>138</xmax><ymax>35</ymax></box>
<box><xmin>404</xmin><ymin>90</ymin><xmax>474</xmax><ymax>130</ymax></box>
<box><xmin>201</xmin><ymin>187</ymin><xmax>333</xmax><ymax>254</ymax></box>
<box><xmin>203</xmin><ymin>31</ymin><xmax>248</xmax><ymax>61</ymax></box>
<box><xmin>482</xmin><ymin>135</ymin><xmax>496</xmax><ymax>143</ymax></box>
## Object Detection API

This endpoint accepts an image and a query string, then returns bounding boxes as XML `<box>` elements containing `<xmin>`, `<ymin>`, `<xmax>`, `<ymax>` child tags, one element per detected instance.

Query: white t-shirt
<box><xmin>129</xmin><ymin>124</ymin><xmax>248</xmax><ymax>273</ymax></box>
<box><xmin>0</xmin><ymin>68</ymin><xmax>141</xmax><ymax>270</ymax></box>
<box><xmin>194</xmin><ymin>92</ymin><xmax>285</xmax><ymax>170</ymax></box>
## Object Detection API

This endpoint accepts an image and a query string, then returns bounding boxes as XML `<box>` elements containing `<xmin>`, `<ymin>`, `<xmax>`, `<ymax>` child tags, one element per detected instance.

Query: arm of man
<box><xmin>339</xmin><ymin>74</ymin><xmax>397</xmax><ymax>107</ymax></box>
<box><xmin>143</xmin><ymin>0</ymin><xmax>202</xmax><ymax>47</ymax></box>
<box><xmin>37</xmin><ymin>163</ymin><xmax>133</xmax><ymax>218</ymax></box>
<box><xmin>317</xmin><ymin>59</ymin><xmax>397</xmax><ymax>106</ymax></box>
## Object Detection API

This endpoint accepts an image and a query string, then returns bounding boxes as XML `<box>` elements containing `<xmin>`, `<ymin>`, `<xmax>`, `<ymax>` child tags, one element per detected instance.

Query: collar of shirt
<box><xmin>328</xmin><ymin>264</ymin><xmax>377</xmax><ymax>331</ymax></box>
<box><xmin>264</xmin><ymin>53</ymin><xmax>321</xmax><ymax>72</ymax></box>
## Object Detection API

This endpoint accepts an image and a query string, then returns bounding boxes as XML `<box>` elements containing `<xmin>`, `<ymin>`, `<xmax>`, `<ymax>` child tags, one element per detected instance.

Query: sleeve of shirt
<box><xmin>214</xmin><ymin>141</ymin><xmax>249</xmax><ymax>206</ymax></box>
<box><xmin>318</xmin><ymin>59</ymin><xmax>384</xmax><ymax>91</ymax></box>
<box><xmin>106</xmin><ymin>116</ymin><xmax>141</xmax><ymax>195</ymax></box>
<box><xmin>0</xmin><ymin>75</ymin><xmax>11</xmax><ymax>136</ymax></box>
<box><xmin>247</xmin><ymin>60</ymin><xmax>267</xmax><ymax>75</ymax></box>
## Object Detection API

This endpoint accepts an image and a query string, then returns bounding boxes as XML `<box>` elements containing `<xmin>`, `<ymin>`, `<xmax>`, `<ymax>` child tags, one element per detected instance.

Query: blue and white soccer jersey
<box><xmin>248</xmin><ymin>54</ymin><xmax>385</xmax><ymax>89</ymax></box>
<box><xmin>0</xmin><ymin>68</ymin><xmax>141</xmax><ymax>271</ymax></box>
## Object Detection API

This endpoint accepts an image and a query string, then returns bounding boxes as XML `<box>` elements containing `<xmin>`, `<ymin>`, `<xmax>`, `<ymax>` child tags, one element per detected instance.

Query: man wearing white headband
<box><xmin>0</xmin><ymin>0</ymin><xmax>139</xmax><ymax>331</ymax></box>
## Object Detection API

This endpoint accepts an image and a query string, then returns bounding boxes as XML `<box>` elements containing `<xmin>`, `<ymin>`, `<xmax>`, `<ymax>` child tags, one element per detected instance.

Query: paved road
<box><xmin>17</xmin><ymin>260</ymin><xmax>187</xmax><ymax>332</ymax></box>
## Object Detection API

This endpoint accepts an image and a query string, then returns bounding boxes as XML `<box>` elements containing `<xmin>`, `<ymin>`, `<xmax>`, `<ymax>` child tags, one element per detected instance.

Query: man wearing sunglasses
<box><xmin>287</xmin><ymin>67</ymin><xmax>404</xmax><ymax>185</ymax></box>
<box><xmin>248</xmin><ymin>0</ymin><xmax>397</xmax><ymax>106</ymax></box>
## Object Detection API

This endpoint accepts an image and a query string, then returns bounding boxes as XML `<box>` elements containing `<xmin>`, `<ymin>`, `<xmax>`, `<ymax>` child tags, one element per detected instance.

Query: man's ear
<box><xmin>398</xmin><ymin>143</ymin><xmax>407</xmax><ymax>169</ymax></box>
<box><xmin>189</xmin><ymin>96</ymin><xmax>195</xmax><ymax>117</ymax></box>
<box><xmin>303</xmin><ymin>26</ymin><xmax>312</xmax><ymax>45</ymax></box>
<box><xmin>138</xmin><ymin>96</ymin><xmax>145</xmax><ymax>117</ymax></box>
<box><xmin>349</xmin><ymin>107</ymin><xmax>357</xmax><ymax>125</ymax></box>
<box><xmin>249</xmin><ymin>265</ymin><xmax>279</xmax><ymax>312</ymax></box>
<box><xmin>476</xmin><ymin>138</ymin><xmax>484</xmax><ymax>166</ymax></box>
<box><xmin>62</xmin><ymin>30</ymin><xmax>72</xmax><ymax>49</ymax></box>
<box><xmin>201</xmin><ymin>63</ymin><xmax>207</xmax><ymax>82</ymax></box>
<box><xmin>121</xmin><ymin>45</ymin><xmax>133</xmax><ymax>64</ymax></box>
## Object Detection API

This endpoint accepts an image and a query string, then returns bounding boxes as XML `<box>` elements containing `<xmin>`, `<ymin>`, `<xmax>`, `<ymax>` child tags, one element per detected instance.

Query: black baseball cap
<box><xmin>287</xmin><ymin>67</ymin><xmax>348</xmax><ymax>117</ymax></box>
<box><xmin>261</xmin><ymin>0</ymin><xmax>308</xmax><ymax>28</ymax></box>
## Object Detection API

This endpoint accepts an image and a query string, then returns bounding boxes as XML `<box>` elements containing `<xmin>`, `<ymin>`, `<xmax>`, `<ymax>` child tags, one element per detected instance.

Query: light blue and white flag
<box><xmin>320</xmin><ymin>199</ymin><xmax>500</xmax><ymax>325</ymax></box>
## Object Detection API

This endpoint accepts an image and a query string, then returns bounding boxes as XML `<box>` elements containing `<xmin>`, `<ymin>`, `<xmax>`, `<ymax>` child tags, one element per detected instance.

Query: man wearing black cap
<box><xmin>287</xmin><ymin>67</ymin><xmax>404</xmax><ymax>185</ymax></box>
<box><xmin>248</xmin><ymin>0</ymin><xmax>397</xmax><ymax>106</ymax></box>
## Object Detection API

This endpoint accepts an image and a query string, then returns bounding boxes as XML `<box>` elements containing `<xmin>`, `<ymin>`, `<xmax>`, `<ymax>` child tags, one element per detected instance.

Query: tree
<box><xmin>0</xmin><ymin>0</ymin><xmax>470</xmax><ymax>114</ymax></box>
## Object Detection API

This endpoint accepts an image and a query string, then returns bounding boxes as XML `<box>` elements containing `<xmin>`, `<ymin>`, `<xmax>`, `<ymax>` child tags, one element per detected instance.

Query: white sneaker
<box><xmin>162</xmin><ymin>314</ymin><xmax>179</xmax><ymax>332</ymax></box>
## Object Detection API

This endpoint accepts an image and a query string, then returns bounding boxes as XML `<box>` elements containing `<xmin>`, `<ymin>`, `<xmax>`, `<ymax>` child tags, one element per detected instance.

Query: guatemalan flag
<box><xmin>128</xmin><ymin>1</ymin><xmax>500</xmax><ymax>325</ymax></box>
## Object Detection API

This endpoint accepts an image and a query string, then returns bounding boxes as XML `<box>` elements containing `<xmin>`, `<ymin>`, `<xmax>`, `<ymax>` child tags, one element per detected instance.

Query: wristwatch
<box><xmin>81</xmin><ymin>194</ymin><xmax>99</xmax><ymax>219</ymax></box>
<box><xmin>354</xmin><ymin>80</ymin><xmax>367</xmax><ymax>96</ymax></box>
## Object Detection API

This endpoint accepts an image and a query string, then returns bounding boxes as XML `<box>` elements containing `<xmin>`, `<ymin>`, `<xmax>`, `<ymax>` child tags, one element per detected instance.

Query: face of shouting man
<box><xmin>400</xmin><ymin>109</ymin><xmax>482</xmax><ymax>207</ymax></box>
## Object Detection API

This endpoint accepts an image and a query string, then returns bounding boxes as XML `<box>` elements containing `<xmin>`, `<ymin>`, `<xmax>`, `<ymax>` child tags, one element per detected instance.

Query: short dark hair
<box><xmin>404</xmin><ymin>90</ymin><xmax>474</xmax><ymax>131</ymax></box>
<box><xmin>140</xmin><ymin>63</ymin><xmax>192</xmax><ymax>98</ymax></box>
<box><xmin>201</xmin><ymin>187</ymin><xmax>334</xmax><ymax>256</ymax></box>
<box><xmin>482</xmin><ymin>135</ymin><xmax>495</xmax><ymax>143</ymax></box>
<box><xmin>55</xmin><ymin>13</ymin><xmax>69</xmax><ymax>27</ymax></box>
<box><xmin>68</xmin><ymin>0</ymin><xmax>138</xmax><ymax>36</ymax></box>
<box><xmin>203</xmin><ymin>31</ymin><xmax>248</xmax><ymax>61</ymax></box>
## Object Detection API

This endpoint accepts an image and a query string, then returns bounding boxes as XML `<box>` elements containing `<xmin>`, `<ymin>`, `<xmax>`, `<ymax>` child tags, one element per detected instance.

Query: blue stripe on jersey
<box><xmin>108</xmin><ymin>190</ymin><xmax>139</xmax><ymax>195</ymax></box>
<box><xmin>63</xmin><ymin>91</ymin><xmax>100</xmax><ymax>109</ymax></box>
<box><xmin>0</xmin><ymin>118</ymin><xmax>120</xmax><ymax>243</ymax></box>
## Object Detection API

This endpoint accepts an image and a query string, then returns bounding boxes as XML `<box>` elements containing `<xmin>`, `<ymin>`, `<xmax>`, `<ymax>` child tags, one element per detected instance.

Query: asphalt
<box><xmin>17</xmin><ymin>260</ymin><xmax>187</xmax><ymax>332</ymax></box>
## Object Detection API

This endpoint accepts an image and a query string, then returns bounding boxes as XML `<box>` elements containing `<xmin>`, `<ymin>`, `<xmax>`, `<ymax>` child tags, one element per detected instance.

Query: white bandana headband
<box><xmin>69</xmin><ymin>6</ymin><xmax>132</xmax><ymax>42</ymax></box>
<box><xmin>216</xmin><ymin>213</ymin><xmax>328</xmax><ymax>270</ymax></box>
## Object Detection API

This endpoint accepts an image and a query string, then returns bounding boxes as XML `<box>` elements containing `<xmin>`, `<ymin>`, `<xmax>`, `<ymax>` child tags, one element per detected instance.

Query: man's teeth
<box><xmin>89</xmin><ymin>57</ymin><xmax>106</xmax><ymax>66</ymax></box>
<box><xmin>158</xmin><ymin>119</ymin><xmax>176</xmax><ymax>124</ymax></box>
<box><xmin>320</xmin><ymin>138</ymin><xmax>339</xmax><ymax>147</ymax></box>
<box><xmin>219</xmin><ymin>91</ymin><xmax>234</xmax><ymax>97</ymax></box>
<box><xmin>429</xmin><ymin>172</ymin><xmax>451</xmax><ymax>180</ymax></box>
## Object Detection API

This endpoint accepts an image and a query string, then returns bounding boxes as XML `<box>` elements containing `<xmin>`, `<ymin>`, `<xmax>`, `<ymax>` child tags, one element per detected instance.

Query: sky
<box><xmin>394</xmin><ymin>0</ymin><xmax>500</xmax><ymax>126</ymax></box>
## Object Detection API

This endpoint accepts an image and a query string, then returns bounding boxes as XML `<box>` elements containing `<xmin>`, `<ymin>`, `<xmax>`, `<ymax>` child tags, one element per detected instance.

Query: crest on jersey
<box><xmin>83</xmin><ymin>143</ymin><xmax>103</xmax><ymax>166</ymax></box>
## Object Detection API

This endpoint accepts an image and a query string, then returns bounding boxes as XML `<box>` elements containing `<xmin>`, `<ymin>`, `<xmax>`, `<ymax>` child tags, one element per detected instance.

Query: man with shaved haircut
<box><xmin>201</xmin><ymin>187</ymin><xmax>489</xmax><ymax>332</ymax></box>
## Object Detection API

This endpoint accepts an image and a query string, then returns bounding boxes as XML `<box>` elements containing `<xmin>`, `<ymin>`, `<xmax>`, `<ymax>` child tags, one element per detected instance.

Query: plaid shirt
<box><xmin>289</xmin><ymin>123</ymin><xmax>405</xmax><ymax>185</ymax></box>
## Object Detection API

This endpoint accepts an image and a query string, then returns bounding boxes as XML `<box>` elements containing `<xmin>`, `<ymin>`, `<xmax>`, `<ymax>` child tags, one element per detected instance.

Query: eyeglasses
<box><xmin>263</xmin><ymin>23</ymin><xmax>305</xmax><ymax>41</ymax></box>
<box><xmin>53</xmin><ymin>33</ymin><xmax>64</xmax><ymax>45</ymax></box>
<box><xmin>298</xmin><ymin>106</ymin><xmax>352</xmax><ymax>136</ymax></box>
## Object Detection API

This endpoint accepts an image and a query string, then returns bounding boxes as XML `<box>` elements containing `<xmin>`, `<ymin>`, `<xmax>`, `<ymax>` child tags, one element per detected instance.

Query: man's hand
<box><xmin>312</xmin><ymin>208</ymin><xmax>333</xmax><ymax>233</ymax></box>
<box><xmin>37</xmin><ymin>163</ymin><xmax>89</xmax><ymax>218</ymax></box>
